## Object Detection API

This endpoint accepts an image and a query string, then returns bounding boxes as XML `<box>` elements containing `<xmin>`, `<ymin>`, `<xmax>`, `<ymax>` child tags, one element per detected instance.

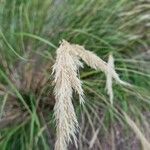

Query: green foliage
<box><xmin>0</xmin><ymin>0</ymin><xmax>150</xmax><ymax>149</ymax></box>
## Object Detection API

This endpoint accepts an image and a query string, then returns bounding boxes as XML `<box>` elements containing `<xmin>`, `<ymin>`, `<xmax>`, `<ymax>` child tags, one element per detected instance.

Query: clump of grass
<box><xmin>0</xmin><ymin>0</ymin><xmax>150</xmax><ymax>150</ymax></box>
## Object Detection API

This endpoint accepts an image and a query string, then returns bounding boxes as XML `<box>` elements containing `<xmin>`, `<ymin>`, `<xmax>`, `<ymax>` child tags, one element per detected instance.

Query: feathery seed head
<box><xmin>53</xmin><ymin>40</ymin><xmax>84</xmax><ymax>150</ymax></box>
<box><xmin>53</xmin><ymin>40</ymin><xmax>130</xmax><ymax>150</ymax></box>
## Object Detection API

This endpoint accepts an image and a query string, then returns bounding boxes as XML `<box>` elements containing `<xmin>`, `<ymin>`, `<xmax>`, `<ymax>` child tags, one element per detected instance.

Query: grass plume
<box><xmin>106</xmin><ymin>54</ymin><xmax>115</xmax><ymax>105</ymax></box>
<box><xmin>53</xmin><ymin>40</ymin><xmax>130</xmax><ymax>149</ymax></box>
<box><xmin>52</xmin><ymin>40</ymin><xmax>84</xmax><ymax>150</ymax></box>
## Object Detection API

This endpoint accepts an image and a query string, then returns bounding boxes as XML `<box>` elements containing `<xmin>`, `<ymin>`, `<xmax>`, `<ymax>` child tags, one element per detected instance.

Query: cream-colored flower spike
<box><xmin>53</xmin><ymin>40</ymin><xmax>84</xmax><ymax>150</ymax></box>
<box><xmin>71</xmin><ymin>44</ymin><xmax>130</xmax><ymax>86</ymax></box>
<box><xmin>53</xmin><ymin>40</ymin><xmax>130</xmax><ymax>150</ymax></box>
<box><xmin>105</xmin><ymin>54</ymin><xmax>114</xmax><ymax>105</ymax></box>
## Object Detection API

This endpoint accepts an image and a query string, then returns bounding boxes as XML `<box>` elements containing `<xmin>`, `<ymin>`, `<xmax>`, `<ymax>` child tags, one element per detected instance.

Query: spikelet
<box><xmin>71</xmin><ymin>43</ymin><xmax>130</xmax><ymax>86</ymax></box>
<box><xmin>105</xmin><ymin>54</ymin><xmax>114</xmax><ymax>105</ymax></box>
<box><xmin>53</xmin><ymin>40</ymin><xmax>84</xmax><ymax>150</ymax></box>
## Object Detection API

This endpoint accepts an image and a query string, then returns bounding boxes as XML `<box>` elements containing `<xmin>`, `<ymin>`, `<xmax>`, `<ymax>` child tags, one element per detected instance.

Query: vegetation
<box><xmin>0</xmin><ymin>0</ymin><xmax>150</xmax><ymax>150</ymax></box>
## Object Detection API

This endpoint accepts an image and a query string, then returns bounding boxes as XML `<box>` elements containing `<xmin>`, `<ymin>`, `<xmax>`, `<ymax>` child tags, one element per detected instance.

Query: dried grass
<box><xmin>106</xmin><ymin>54</ymin><xmax>114</xmax><ymax>105</ymax></box>
<box><xmin>124</xmin><ymin>112</ymin><xmax>150</xmax><ymax>150</ymax></box>
<box><xmin>71</xmin><ymin>43</ymin><xmax>130</xmax><ymax>86</ymax></box>
<box><xmin>53</xmin><ymin>40</ymin><xmax>130</xmax><ymax>150</ymax></box>
<box><xmin>52</xmin><ymin>41</ymin><xmax>84</xmax><ymax>150</ymax></box>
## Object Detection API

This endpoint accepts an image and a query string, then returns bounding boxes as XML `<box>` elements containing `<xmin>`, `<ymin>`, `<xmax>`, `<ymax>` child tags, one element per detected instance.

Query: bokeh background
<box><xmin>0</xmin><ymin>0</ymin><xmax>150</xmax><ymax>150</ymax></box>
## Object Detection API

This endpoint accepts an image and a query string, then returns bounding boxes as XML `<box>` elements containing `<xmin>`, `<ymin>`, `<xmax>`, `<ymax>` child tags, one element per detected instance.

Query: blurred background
<box><xmin>0</xmin><ymin>0</ymin><xmax>150</xmax><ymax>150</ymax></box>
